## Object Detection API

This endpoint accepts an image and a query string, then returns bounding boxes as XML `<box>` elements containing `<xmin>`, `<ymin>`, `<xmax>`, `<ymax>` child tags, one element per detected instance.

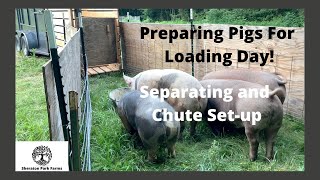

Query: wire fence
<box><xmin>79</xmin><ymin>70</ymin><xmax>92</xmax><ymax>171</ymax></box>
<box><xmin>78</xmin><ymin>10</ymin><xmax>92</xmax><ymax>170</ymax></box>
<box><xmin>43</xmin><ymin>9</ymin><xmax>92</xmax><ymax>171</ymax></box>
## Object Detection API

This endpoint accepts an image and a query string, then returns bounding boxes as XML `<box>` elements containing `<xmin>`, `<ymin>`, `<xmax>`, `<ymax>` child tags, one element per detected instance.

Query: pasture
<box><xmin>16</xmin><ymin>54</ymin><xmax>304</xmax><ymax>171</ymax></box>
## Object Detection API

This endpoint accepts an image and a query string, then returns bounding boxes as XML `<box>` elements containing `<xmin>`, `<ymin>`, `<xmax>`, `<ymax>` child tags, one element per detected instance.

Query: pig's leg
<box><xmin>147</xmin><ymin>148</ymin><xmax>158</xmax><ymax>162</ymax></box>
<box><xmin>245</xmin><ymin>127</ymin><xmax>259</xmax><ymax>161</ymax></box>
<box><xmin>190</xmin><ymin>121</ymin><xmax>198</xmax><ymax>136</ymax></box>
<box><xmin>167</xmin><ymin>142</ymin><xmax>176</xmax><ymax>158</ymax></box>
<box><xmin>179</xmin><ymin>121</ymin><xmax>185</xmax><ymax>140</ymax></box>
<box><xmin>265</xmin><ymin>127</ymin><xmax>280</xmax><ymax>160</ymax></box>
<box><xmin>118</xmin><ymin>114</ymin><xmax>135</xmax><ymax>134</ymax></box>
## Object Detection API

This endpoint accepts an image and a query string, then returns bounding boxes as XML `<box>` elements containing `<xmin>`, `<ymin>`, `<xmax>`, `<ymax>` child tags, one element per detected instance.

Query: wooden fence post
<box><xmin>44</xmin><ymin>9</ymin><xmax>73</xmax><ymax>171</ymax></box>
<box><xmin>69</xmin><ymin>91</ymin><xmax>80</xmax><ymax>171</ymax></box>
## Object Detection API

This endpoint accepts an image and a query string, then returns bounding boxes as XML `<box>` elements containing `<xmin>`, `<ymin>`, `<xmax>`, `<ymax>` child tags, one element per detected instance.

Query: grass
<box><xmin>16</xmin><ymin>54</ymin><xmax>305</xmax><ymax>171</ymax></box>
<box><xmin>15</xmin><ymin>53</ymin><xmax>50</xmax><ymax>141</ymax></box>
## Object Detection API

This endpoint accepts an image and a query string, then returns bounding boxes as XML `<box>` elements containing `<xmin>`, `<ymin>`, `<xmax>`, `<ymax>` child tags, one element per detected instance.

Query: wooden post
<box><xmin>69</xmin><ymin>91</ymin><xmax>80</xmax><ymax>171</ymax></box>
<box><xmin>44</xmin><ymin>9</ymin><xmax>73</xmax><ymax>171</ymax></box>
<box><xmin>127</xmin><ymin>12</ymin><xmax>129</xmax><ymax>22</ymax></box>
<box><xmin>44</xmin><ymin>10</ymin><xmax>57</xmax><ymax>50</ymax></box>
<box><xmin>74</xmin><ymin>9</ymin><xmax>80</xmax><ymax>29</ymax></box>
<box><xmin>114</xmin><ymin>9</ymin><xmax>121</xmax><ymax>66</ymax></box>
<box><xmin>68</xmin><ymin>9</ymin><xmax>75</xmax><ymax>27</ymax></box>
<box><xmin>190</xmin><ymin>8</ymin><xmax>194</xmax><ymax>76</ymax></box>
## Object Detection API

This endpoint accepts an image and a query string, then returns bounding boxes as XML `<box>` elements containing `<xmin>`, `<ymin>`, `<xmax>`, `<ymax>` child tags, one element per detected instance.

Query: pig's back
<box><xmin>202</xmin><ymin>69</ymin><xmax>279</xmax><ymax>90</ymax></box>
<box><xmin>159</xmin><ymin>72</ymin><xmax>208</xmax><ymax>113</ymax></box>
<box><xmin>201</xmin><ymin>79</ymin><xmax>283</xmax><ymax>129</ymax></box>
<box><xmin>136</xmin><ymin>69</ymin><xmax>188</xmax><ymax>90</ymax></box>
<box><xmin>200</xmin><ymin>79</ymin><xmax>243</xmax><ymax>113</ymax></box>
<box><xmin>134</xmin><ymin>96</ymin><xmax>180</xmax><ymax>148</ymax></box>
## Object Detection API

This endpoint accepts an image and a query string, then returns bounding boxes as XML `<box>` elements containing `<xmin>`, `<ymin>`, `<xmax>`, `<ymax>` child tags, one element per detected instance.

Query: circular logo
<box><xmin>32</xmin><ymin>145</ymin><xmax>52</xmax><ymax>166</ymax></box>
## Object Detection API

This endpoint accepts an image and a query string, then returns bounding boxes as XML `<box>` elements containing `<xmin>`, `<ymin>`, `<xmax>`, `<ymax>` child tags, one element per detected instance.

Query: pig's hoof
<box><xmin>147</xmin><ymin>154</ymin><xmax>158</xmax><ymax>163</ymax></box>
<box><xmin>149</xmin><ymin>156</ymin><xmax>165</xmax><ymax>164</ymax></box>
<box><xmin>249</xmin><ymin>156</ymin><xmax>257</xmax><ymax>162</ymax></box>
<box><xmin>148</xmin><ymin>158</ymin><xmax>162</xmax><ymax>164</ymax></box>
<box><xmin>265</xmin><ymin>156</ymin><xmax>274</xmax><ymax>162</ymax></box>
<box><xmin>148</xmin><ymin>157</ymin><xmax>156</xmax><ymax>163</ymax></box>
<box><xmin>168</xmin><ymin>152</ymin><xmax>176</xmax><ymax>158</ymax></box>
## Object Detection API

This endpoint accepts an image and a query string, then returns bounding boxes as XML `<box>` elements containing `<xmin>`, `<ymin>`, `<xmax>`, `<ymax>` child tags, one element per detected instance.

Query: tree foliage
<box><xmin>119</xmin><ymin>8</ymin><xmax>304</xmax><ymax>27</ymax></box>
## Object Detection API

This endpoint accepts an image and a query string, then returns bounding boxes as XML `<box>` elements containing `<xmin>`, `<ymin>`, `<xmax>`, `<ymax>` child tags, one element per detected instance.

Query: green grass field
<box><xmin>16</xmin><ymin>54</ymin><xmax>305</xmax><ymax>171</ymax></box>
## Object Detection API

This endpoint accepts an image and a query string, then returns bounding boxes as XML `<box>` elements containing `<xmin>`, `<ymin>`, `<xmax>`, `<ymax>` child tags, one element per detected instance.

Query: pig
<box><xmin>116</xmin><ymin>90</ymin><xmax>180</xmax><ymax>162</ymax></box>
<box><xmin>200</xmin><ymin>79</ymin><xmax>283</xmax><ymax>161</ymax></box>
<box><xmin>123</xmin><ymin>69</ymin><xmax>186</xmax><ymax>91</ymax></box>
<box><xmin>158</xmin><ymin>73</ymin><xmax>208</xmax><ymax>136</ymax></box>
<box><xmin>202</xmin><ymin>69</ymin><xmax>287</xmax><ymax>104</ymax></box>
<box><xmin>123</xmin><ymin>69</ymin><xmax>208</xmax><ymax>137</ymax></box>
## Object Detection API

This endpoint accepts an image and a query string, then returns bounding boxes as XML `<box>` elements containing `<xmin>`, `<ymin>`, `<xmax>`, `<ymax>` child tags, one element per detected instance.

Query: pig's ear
<box><xmin>123</xmin><ymin>73</ymin><xmax>133</xmax><ymax>86</ymax></box>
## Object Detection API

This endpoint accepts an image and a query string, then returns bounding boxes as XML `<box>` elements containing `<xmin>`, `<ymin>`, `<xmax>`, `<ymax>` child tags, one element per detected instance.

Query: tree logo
<box><xmin>32</xmin><ymin>145</ymin><xmax>52</xmax><ymax>166</ymax></box>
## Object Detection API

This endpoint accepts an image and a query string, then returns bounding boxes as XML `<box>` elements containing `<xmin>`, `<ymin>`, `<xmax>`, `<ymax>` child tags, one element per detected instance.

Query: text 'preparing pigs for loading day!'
<box><xmin>141</xmin><ymin>26</ymin><xmax>296</xmax><ymax>66</ymax></box>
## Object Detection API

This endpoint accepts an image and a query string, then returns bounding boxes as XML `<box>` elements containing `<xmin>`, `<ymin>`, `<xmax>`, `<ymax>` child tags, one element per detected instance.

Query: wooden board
<box><xmin>65</xmin><ymin>24</ymin><xmax>77</xmax><ymax>42</ymax></box>
<box><xmin>43</xmin><ymin>61</ymin><xmax>64</xmax><ymax>141</ymax></box>
<box><xmin>106</xmin><ymin>63</ymin><xmax>120</xmax><ymax>71</ymax></box>
<box><xmin>88</xmin><ymin>68</ymin><xmax>98</xmax><ymax>75</ymax></box>
<box><xmin>68</xmin><ymin>9</ymin><xmax>75</xmax><ymax>27</ymax></box>
<box><xmin>51</xmin><ymin>11</ymin><xmax>71</xmax><ymax>19</ymax></box>
<box><xmin>50</xmin><ymin>8</ymin><xmax>77</xmax><ymax>49</ymax></box>
<box><xmin>55</xmin><ymin>33</ymin><xmax>65</xmax><ymax>40</ymax></box>
<box><xmin>54</xmin><ymin>26</ymin><xmax>64</xmax><ymax>33</ymax></box>
<box><xmin>43</xmin><ymin>30</ymin><xmax>81</xmax><ymax>140</ymax></box>
<box><xmin>82</xmin><ymin>9</ymin><xmax>118</xmax><ymax>18</ymax></box>
<box><xmin>58</xmin><ymin>31</ymin><xmax>81</xmax><ymax>123</ymax></box>
<box><xmin>99</xmin><ymin>66</ymin><xmax>112</xmax><ymax>72</ymax></box>
<box><xmin>56</xmin><ymin>39</ymin><xmax>65</xmax><ymax>47</ymax></box>
<box><xmin>53</xmin><ymin>18</ymin><xmax>70</xmax><ymax>26</ymax></box>
<box><xmin>115</xmin><ymin>19</ymin><xmax>121</xmax><ymax>64</ymax></box>
<box><xmin>82</xmin><ymin>8</ymin><xmax>118</xmax><ymax>11</ymax></box>
<box><xmin>83</xmin><ymin>18</ymin><xmax>117</xmax><ymax>66</ymax></box>
<box><xmin>87</xmin><ymin>63</ymin><xmax>120</xmax><ymax>76</ymax></box>
<box><xmin>92</xmin><ymin>67</ymin><xmax>105</xmax><ymax>73</ymax></box>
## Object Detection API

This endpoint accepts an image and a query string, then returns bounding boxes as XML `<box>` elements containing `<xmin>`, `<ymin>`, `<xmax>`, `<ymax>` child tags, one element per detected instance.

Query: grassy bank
<box><xmin>16</xmin><ymin>55</ymin><xmax>304</xmax><ymax>171</ymax></box>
